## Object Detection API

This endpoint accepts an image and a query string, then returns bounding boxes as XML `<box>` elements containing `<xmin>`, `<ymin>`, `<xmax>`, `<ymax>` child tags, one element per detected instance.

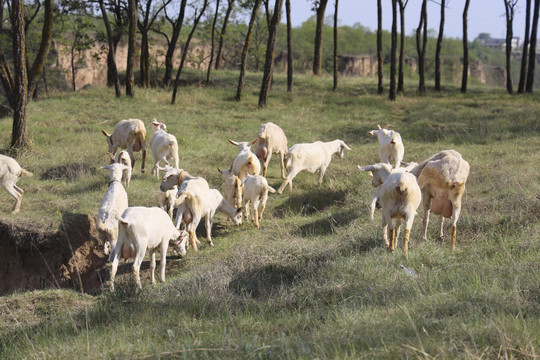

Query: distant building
<box><xmin>476</xmin><ymin>36</ymin><xmax>521</xmax><ymax>51</ymax></box>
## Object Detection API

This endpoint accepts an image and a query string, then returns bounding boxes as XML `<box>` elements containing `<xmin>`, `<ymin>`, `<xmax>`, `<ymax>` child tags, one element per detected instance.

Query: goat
<box><xmin>254</xmin><ymin>122</ymin><xmax>288</xmax><ymax>179</ymax></box>
<box><xmin>102</xmin><ymin>119</ymin><xmax>147</xmax><ymax>174</ymax></box>
<box><xmin>0</xmin><ymin>154</ymin><xmax>33</xmax><ymax>214</ymax></box>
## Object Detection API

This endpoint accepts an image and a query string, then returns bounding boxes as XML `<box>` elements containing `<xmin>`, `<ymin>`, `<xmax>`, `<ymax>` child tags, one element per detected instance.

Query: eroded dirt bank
<box><xmin>0</xmin><ymin>214</ymin><xmax>107</xmax><ymax>296</ymax></box>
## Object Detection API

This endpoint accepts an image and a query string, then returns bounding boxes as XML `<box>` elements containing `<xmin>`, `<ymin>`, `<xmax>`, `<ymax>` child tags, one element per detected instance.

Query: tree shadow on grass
<box><xmin>296</xmin><ymin>209</ymin><xmax>359</xmax><ymax>238</ymax></box>
<box><xmin>273</xmin><ymin>189</ymin><xmax>348</xmax><ymax>218</ymax></box>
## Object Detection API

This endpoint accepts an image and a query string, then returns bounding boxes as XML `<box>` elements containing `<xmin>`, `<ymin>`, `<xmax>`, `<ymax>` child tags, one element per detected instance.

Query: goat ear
<box><xmin>358</xmin><ymin>165</ymin><xmax>374</xmax><ymax>173</ymax></box>
<box><xmin>251</xmin><ymin>138</ymin><xmax>258</xmax><ymax>145</ymax></box>
<box><xmin>101</xmin><ymin>129</ymin><xmax>110</xmax><ymax>138</ymax></box>
<box><xmin>341</xmin><ymin>141</ymin><xmax>351</xmax><ymax>150</ymax></box>
<box><xmin>101</xmin><ymin>165</ymin><xmax>111</xmax><ymax>170</ymax></box>
<box><xmin>377</xmin><ymin>125</ymin><xmax>382</xmax><ymax>130</ymax></box>
<box><xmin>384</xmin><ymin>124</ymin><xmax>389</xmax><ymax>129</ymax></box>
<box><xmin>368</xmin><ymin>130</ymin><xmax>376</xmax><ymax>136</ymax></box>
<box><xmin>106</xmin><ymin>152</ymin><xmax>115</xmax><ymax>161</ymax></box>
<box><xmin>217</xmin><ymin>167</ymin><xmax>222</xmax><ymax>174</ymax></box>
<box><xmin>228</xmin><ymin>139</ymin><xmax>239</xmax><ymax>146</ymax></box>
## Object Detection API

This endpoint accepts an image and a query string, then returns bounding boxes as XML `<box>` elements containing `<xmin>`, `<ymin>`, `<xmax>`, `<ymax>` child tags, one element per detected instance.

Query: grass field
<box><xmin>0</xmin><ymin>71</ymin><xmax>539</xmax><ymax>359</ymax></box>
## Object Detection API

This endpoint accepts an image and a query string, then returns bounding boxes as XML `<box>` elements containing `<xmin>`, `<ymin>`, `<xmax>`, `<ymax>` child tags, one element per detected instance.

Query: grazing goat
<box><xmin>242</xmin><ymin>175</ymin><xmax>276</xmax><ymax>229</ymax></box>
<box><xmin>277</xmin><ymin>139</ymin><xmax>351</xmax><ymax>194</ymax></box>
<box><xmin>174</xmin><ymin>180</ymin><xmax>242</xmax><ymax>250</ymax></box>
<box><xmin>159</xmin><ymin>166</ymin><xmax>196</xmax><ymax>193</ymax></box>
<box><xmin>359</xmin><ymin>163</ymin><xmax>421</xmax><ymax>257</ymax></box>
<box><xmin>218</xmin><ymin>168</ymin><xmax>243</xmax><ymax>210</ymax></box>
<box><xmin>96</xmin><ymin>163</ymin><xmax>130</xmax><ymax>256</ymax></box>
<box><xmin>254</xmin><ymin>122</ymin><xmax>288</xmax><ymax>179</ymax></box>
<box><xmin>102</xmin><ymin>119</ymin><xmax>147</xmax><ymax>173</ymax></box>
<box><xmin>109</xmin><ymin>206</ymin><xmax>188</xmax><ymax>290</ymax></box>
<box><xmin>150</xmin><ymin>119</ymin><xmax>179</xmax><ymax>178</ymax></box>
<box><xmin>107</xmin><ymin>150</ymin><xmax>132</xmax><ymax>188</ymax></box>
<box><xmin>0</xmin><ymin>154</ymin><xmax>33</xmax><ymax>214</ymax></box>
<box><xmin>406</xmin><ymin>150</ymin><xmax>470</xmax><ymax>250</ymax></box>
<box><xmin>228</xmin><ymin>139</ymin><xmax>261</xmax><ymax>180</ymax></box>
<box><xmin>159</xmin><ymin>185</ymin><xmax>178</xmax><ymax>219</ymax></box>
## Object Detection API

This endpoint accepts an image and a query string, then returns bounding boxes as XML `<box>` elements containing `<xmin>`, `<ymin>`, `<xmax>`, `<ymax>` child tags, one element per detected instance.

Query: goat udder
<box><xmin>431</xmin><ymin>196</ymin><xmax>453</xmax><ymax>218</ymax></box>
<box><xmin>121</xmin><ymin>243</ymin><xmax>136</xmax><ymax>260</ymax></box>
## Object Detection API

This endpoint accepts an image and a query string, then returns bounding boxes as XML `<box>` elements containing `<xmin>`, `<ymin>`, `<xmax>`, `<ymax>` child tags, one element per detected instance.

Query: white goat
<box><xmin>109</xmin><ymin>206</ymin><xmax>189</xmax><ymax>291</ymax></box>
<box><xmin>242</xmin><ymin>175</ymin><xmax>276</xmax><ymax>229</ymax></box>
<box><xmin>96</xmin><ymin>163</ymin><xmax>130</xmax><ymax>257</ymax></box>
<box><xmin>406</xmin><ymin>150</ymin><xmax>470</xmax><ymax>250</ymax></box>
<box><xmin>150</xmin><ymin>119</ymin><xmax>179</xmax><ymax>178</ymax></box>
<box><xmin>107</xmin><ymin>150</ymin><xmax>132</xmax><ymax>188</ymax></box>
<box><xmin>159</xmin><ymin>185</ymin><xmax>178</xmax><ymax>219</ymax></box>
<box><xmin>254</xmin><ymin>122</ymin><xmax>288</xmax><ymax>179</ymax></box>
<box><xmin>174</xmin><ymin>180</ymin><xmax>242</xmax><ymax>250</ymax></box>
<box><xmin>277</xmin><ymin>139</ymin><xmax>351</xmax><ymax>194</ymax></box>
<box><xmin>358</xmin><ymin>163</ymin><xmax>421</xmax><ymax>257</ymax></box>
<box><xmin>102</xmin><ymin>119</ymin><xmax>147</xmax><ymax>173</ymax></box>
<box><xmin>367</xmin><ymin>125</ymin><xmax>405</xmax><ymax>220</ymax></box>
<box><xmin>369</xmin><ymin>124</ymin><xmax>405</xmax><ymax>168</ymax></box>
<box><xmin>218</xmin><ymin>168</ymin><xmax>243</xmax><ymax>210</ymax></box>
<box><xmin>159</xmin><ymin>166</ymin><xmax>197</xmax><ymax>196</ymax></box>
<box><xmin>0</xmin><ymin>154</ymin><xmax>33</xmax><ymax>214</ymax></box>
<box><xmin>228</xmin><ymin>139</ymin><xmax>261</xmax><ymax>180</ymax></box>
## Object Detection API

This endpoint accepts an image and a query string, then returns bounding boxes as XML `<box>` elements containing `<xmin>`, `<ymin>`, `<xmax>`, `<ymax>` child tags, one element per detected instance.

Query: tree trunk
<box><xmin>286</xmin><ymin>0</ymin><xmax>293</xmax><ymax>92</ymax></box>
<box><xmin>435</xmin><ymin>0</ymin><xmax>445</xmax><ymax>92</ymax></box>
<box><xmin>518</xmin><ymin>0</ymin><xmax>531</xmax><ymax>94</ymax></box>
<box><xmin>377</xmin><ymin>0</ymin><xmax>383</xmax><ymax>94</ymax></box>
<box><xmin>11</xmin><ymin>0</ymin><xmax>28</xmax><ymax>150</ymax></box>
<box><xmin>461</xmin><ymin>0</ymin><xmax>470</xmax><ymax>93</ymax></box>
<box><xmin>163</xmin><ymin>0</ymin><xmax>188</xmax><ymax>87</ymax></box>
<box><xmin>172</xmin><ymin>0</ymin><xmax>209</xmax><ymax>104</ymax></box>
<box><xmin>98</xmin><ymin>0</ymin><xmax>121</xmax><ymax>97</ymax></box>
<box><xmin>312</xmin><ymin>0</ymin><xmax>328</xmax><ymax>75</ymax></box>
<box><xmin>126</xmin><ymin>0</ymin><xmax>137</xmax><ymax>97</ymax></box>
<box><xmin>333</xmin><ymin>0</ymin><xmax>338</xmax><ymax>91</ymax></box>
<box><xmin>235</xmin><ymin>0</ymin><xmax>262</xmax><ymax>101</ymax></box>
<box><xmin>215</xmin><ymin>0</ymin><xmax>234</xmax><ymax>70</ymax></box>
<box><xmin>389</xmin><ymin>0</ymin><xmax>397</xmax><ymax>101</ymax></box>
<box><xmin>139</xmin><ymin>0</ymin><xmax>154</xmax><ymax>88</ymax></box>
<box><xmin>397</xmin><ymin>0</ymin><xmax>406</xmax><ymax>94</ymax></box>
<box><xmin>71</xmin><ymin>44</ymin><xmax>77</xmax><ymax>91</ymax></box>
<box><xmin>504</xmin><ymin>0</ymin><xmax>515</xmax><ymax>94</ymax></box>
<box><xmin>258</xmin><ymin>0</ymin><xmax>283</xmax><ymax>107</ymax></box>
<box><xmin>416</xmin><ymin>0</ymin><xmax>427</xmax><ymax>94</ymax></box>
<box><xmin>207</xmin><ymin>0</ymin><xmax>220</xmax><ymax>83</ymax></box>
<box><xmin>526</xmin><ymin>0</ymin><xmax>539</xmax><ymax>93</ymax></box>
<box><xmin>27</xmin><ymin>0</ymin><xmax>53</xmax><ymax>98</ymax></box>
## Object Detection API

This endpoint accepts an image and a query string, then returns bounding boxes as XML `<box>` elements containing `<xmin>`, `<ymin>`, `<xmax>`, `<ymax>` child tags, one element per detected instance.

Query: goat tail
<box><xmin>266</xmin><ymin>185</ymin><xmax>276</xmax><ymax>193</ymax></box>
<box><xmin>20</xmin><ymin>168</ymin><xmax>33</xmax><ymax>178</ymax></box>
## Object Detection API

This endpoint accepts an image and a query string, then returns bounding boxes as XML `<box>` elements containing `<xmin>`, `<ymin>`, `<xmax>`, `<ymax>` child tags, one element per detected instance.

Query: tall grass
<box><xmin>0</xmin><ymin>72</ymin><xmax>539</xmax><ymax>358</ymax></box>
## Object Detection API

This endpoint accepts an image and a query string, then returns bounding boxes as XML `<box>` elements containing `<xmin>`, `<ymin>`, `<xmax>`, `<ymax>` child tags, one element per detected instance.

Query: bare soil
<box><xmin>0</xmin><ymin>214</ymin><xmax>108</xmax><ymax>296</ymax></box>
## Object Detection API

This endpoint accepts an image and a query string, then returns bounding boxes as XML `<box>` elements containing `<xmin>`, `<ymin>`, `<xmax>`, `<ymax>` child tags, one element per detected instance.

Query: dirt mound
<box><xmin>0</xmin><ymin>213</ymin><xmax>107</xmax><ymax>296</ymax></box>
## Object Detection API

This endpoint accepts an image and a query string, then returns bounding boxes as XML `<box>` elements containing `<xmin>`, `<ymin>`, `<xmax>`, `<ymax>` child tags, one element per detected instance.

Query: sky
<box><xmin>286</xmin><ymin>0</ymin><xmax>528</xmax><ymax>41</ymax></box>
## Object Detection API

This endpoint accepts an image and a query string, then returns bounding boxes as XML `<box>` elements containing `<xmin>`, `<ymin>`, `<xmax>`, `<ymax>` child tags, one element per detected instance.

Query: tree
<box><xmin>389</xmin><ymin>0</ymin><xmax>397</xmax><ymax>101</ymax></box>
<box><xmin>416</xmin><ymin>0</ymin><xmax>427</xmax><ymax>94</ymax></box>
<box><xmin>435</xmin><ymin>0</ymin><xmax>446</xmax><ymax>92</ymax></box>
<box><xmin>160</xmin><ymin>0</ymin><xmax>188</xmax><ymax>87</ymax></box>
<box><xmin>312</xmin><ymin>0</ymin><xmax>328</xmax><ymax>75</ymax></box>
<box><xmin>235</xmin><ymin>0</ymin><xmax>262</xmax><ymax>100</ymax></box>
<box><xmin>332</xmin><ymin>0</ymin><xmax>338</xmax><ymax>91</ymax></box>
<box><xmin>0</xmin><ymin>0</ymin><xmax>53</xmax><ymax>150</ymax></box>
<box><xmin>11</xmin><ymin>0</ymin><xmax>28</xmax><ymax>149</ymax></box>
<box><xmin>504</xmin><ymin>0</ymin><xmax>518</xmax><ymax>94</ymax></box>
<box><xmin>286</xmin><ymin>0</ymin><xmax>293</xmax><ymax>92</ymax></box>
<box><xmin>526</xmin><ymin>0</ymin><xmax>540</xmax><ymax>93</ymax></box>
<box><xmin>215</xmin><ymin>0</ymin><xmax>235</xmax><ymax>70</ymax></box>
<box><xmin>138</xmin><ymin>0</ymin><xmax>171</xmax><ymax>87</ymax></box>
<box><xmin>377</xmin><ymin>0</ymin><xmax>383</xmax><ymax>94</ymax></box>
<box><xmin>206</xmin><ymin>0</ymin><xmax>220</xmax><ymax>83</ymax></box>
<box><xmin>126</xmin><ymin>0</ymin><xmax>137</xmax><ymax>96</ymax></box>
<box><xmin>98</xmin><ymin>0</ymin><xmax>121</xmax><ymax>97</ymax></box>
<box><xmin>171</xmin><ymin>0</ymin><xmax>209</xmax><ymax>104</ymax></box>
<box><xmin>518</xmin><ymin>0</ymin><xmax>531</xmax><ymax>94</ymax></box>
<box><xmin>397</xmin><ymin>0</ymin><xmax>408</xmax><ymax>94</ymax></box>
<box><xmin>258</xmin><ymin>0</ymin><xmax>283</xmax><ymax>107</ymax></box>
<box><xmin>461</xmin><ymin>0</ymin><xmax>471</xmax><ymax>93</ymax></box>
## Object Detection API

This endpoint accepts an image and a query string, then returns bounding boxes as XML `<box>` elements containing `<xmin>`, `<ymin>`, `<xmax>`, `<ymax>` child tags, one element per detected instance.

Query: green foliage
<box><xmin>0</xmin><ymin>73</ymin><xmax>539</xmax><ymax>358</ymax></box>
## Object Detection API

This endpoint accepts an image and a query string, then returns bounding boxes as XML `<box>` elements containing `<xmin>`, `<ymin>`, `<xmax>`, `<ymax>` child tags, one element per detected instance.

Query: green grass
<box><xmin>1</xmin><ymin>71</ymin><xmax>539</xmax><ymax>358</ymax></box>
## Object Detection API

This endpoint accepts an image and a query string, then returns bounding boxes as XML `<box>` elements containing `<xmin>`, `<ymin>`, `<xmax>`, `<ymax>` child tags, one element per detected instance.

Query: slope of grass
<box><xmin>0</xmin><ymin>72</ymin><xmax>539</xmax><ymax>359</ymax></box>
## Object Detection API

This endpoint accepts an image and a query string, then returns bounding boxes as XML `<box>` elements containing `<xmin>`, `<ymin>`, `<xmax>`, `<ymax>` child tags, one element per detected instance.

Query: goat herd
<box><xmin>0</xmin><ymin>121</ymin><xmax>469</xmax><ymax>291</ymax></box>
